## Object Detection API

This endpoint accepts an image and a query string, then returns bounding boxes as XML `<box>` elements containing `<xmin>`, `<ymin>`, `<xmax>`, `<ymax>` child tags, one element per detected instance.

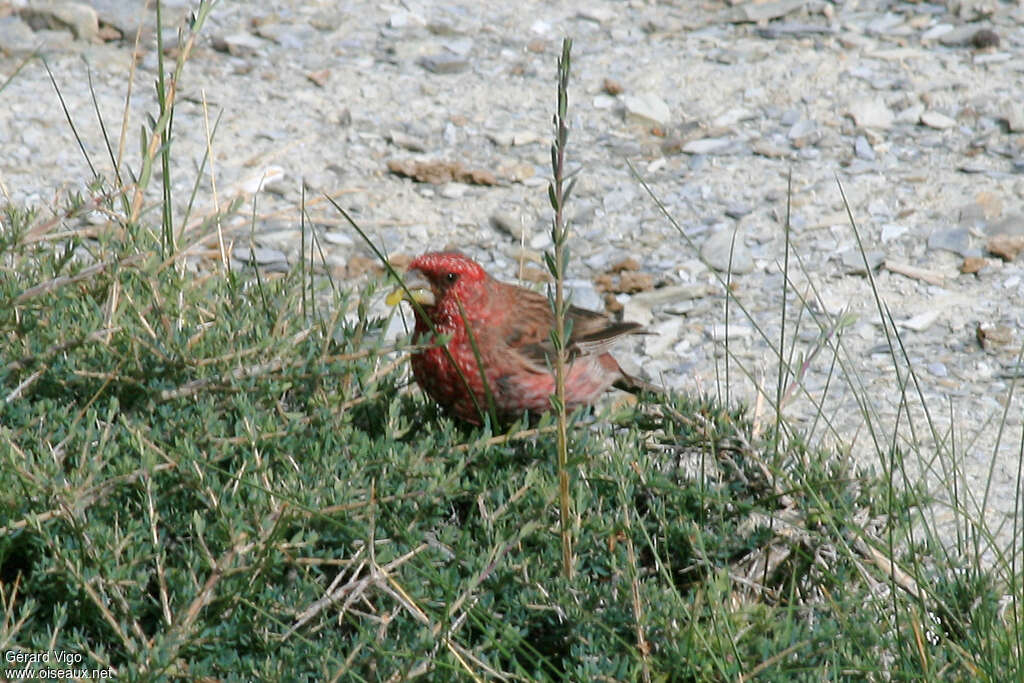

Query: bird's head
<box><xmin>386</xmin><ymin>251</ymin><xmax>489</xmax><ymax>325</ymax></box>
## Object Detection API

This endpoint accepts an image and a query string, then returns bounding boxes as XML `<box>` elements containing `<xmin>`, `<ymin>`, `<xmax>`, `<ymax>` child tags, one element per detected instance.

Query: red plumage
<box><xmin>389</xmin><ymin>251</ymin><xmax>655</xmax><ymax>425</ymax></box>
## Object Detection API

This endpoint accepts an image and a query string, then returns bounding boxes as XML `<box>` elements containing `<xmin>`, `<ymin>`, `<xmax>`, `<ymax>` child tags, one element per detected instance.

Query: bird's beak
<box><xmin>386</xmin><ymin>268</ymin><xmax>436</xmax><ymax>308</ymax></box>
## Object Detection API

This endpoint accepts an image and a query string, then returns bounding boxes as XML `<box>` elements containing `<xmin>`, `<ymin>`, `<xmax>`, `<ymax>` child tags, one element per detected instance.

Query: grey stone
<box><xmin>986</xmin><ymin>213</ymin><xmax>1024</xmax><ymax>237</ymax></box>
<box><xmin>490</xmin><ymin>211</ymin><xmax>529</xmax><ymax>239</ymax></box>
<box><xmin>700</xmin><ymin>228</ymin><xmax>754</xmax><ymax>274</ymax></box>
<box><xmin>21</xmin><ymin>0</ymin><xmax>98</xmax><ymax>41</ymax></box>
<box><xmin>928</xmin><ymin>227</ymin><xmax>972</xmax><ymax>257</ymax></box>
<box><xmin>722</xmin><ymin>0</ymin><xmax>804</xmax><ymax>23</ymax></box>
<box><xmin>682</xmin><ymin>137</ymin><xmax>732</xmax><ymax>155</ymax></box>
<box><xmin>841</xmin><ymin>249</ymin><xmax>885</xmax><ymax>274</ymax></box>
<box><xmin>854</xmin><ymin>135</ymin><xmax>876</xmax><ymax>161</ymax></box>
<box><xmin>387</xmin><ymin>130</ymin><xmax>426</xmax><ymax>152</ymax></box>
<box><xmin>725</xmin><ymin>203</ymin><xmax>752</xmax><ymax>219</ymax></box>
<box><xmin>780</xmin><ymin>108</ymin><xmax>801</xmax><ymax>126</ymax></box>
<box><xmin>418</xmin><ymin>52</ymin><xmax>470</xmax><ymax>74</ymax></box>
<box><xmin>848</xmin><ymin>100</ymin><xmax>894</xmax><ymax>129</ymax></box>
<box><xmin>254</xmin><ymin>22</ymin><xmax>319</xmax><ymax>50</ymax></box>
<box><xmin>786</xmin><ymin>118</ymin><xmax>817</xmax><ymax>141</ymax></box>
<box><xmin>214</xmin><ymin>32</ymin><xmax>266</xmax><ymax>56</ymax></box>
<box><xmin>0</xmin><ymin>16</ymin><xmax>37</xmax><ymax>53</ymax></box>
<box><xmin>880</xmin><ymin>223</ymin><xmax>908</xmax><ymax>243</ymax></box>
<box><xmin>921</xmin><ymin>111</ymin><xmax>957</xmax><ymax>130</ymax></box>
<box><xmin>920</xmin><ymin>24</ymin><xmax>954</xmax><ymax>41</ymax></box>
<box><xmin>1000</xmin><ymin>105</ymin><xmax>1024</xmax><ymax>133</ymax></box>
<box><xmin>895</xmin><ymin>103</ymin><xmax>926</xmax><ymax>124</ymax></box>
<box><xmin>388</xmin><ymin>11</ymin><xmax>425</xmax><ymax>29</ymax></box>
<box><xmin>938</xmin><ymin>25</ymin><xmax>981</xmax><ymax>46</ymax></box>
<box><xmin>85</xmin><ymin>0</ymin><xmax>148</xmax><ymax>36</ymax></box>
<box><xmin>622</xmin><ymin>93</ymin><xmax>671</xmax><ymax>127</ymax></box>
<box><xmin>566</xmin><ymin>279</ymin><xmax>604</xmax><ymax>312</ymax></box>
<box><xmin>603</xmin><ymin>187</ymin><xmax>637</xmax><ymax>213</ymax></box>
<box><xmin>234</xmin><ymin>245</ymin><xmax>289</xmax><ymax>266</ymax></box>
<box><xmin>322</xmin><ymin>231</ymin><xmax>354</xmax><ymax>247</ymax></box>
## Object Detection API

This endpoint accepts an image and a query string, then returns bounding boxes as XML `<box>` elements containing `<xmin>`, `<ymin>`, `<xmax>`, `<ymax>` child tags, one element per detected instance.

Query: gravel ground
<box><xmin>3</xmin><ymin>0</ymin><xmax>1023</xmax><ymax>558</ymax></box>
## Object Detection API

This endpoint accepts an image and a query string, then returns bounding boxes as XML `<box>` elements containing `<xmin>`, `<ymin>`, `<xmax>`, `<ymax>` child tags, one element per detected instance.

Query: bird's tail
<box><xmin>614</xmin><ymin>370</ymin><xmax>664</xmax><ymax>396</ymax></box>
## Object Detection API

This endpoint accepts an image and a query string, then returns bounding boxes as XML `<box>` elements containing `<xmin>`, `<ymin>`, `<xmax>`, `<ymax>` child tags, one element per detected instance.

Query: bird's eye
<box><xmin>445</xmin><ymin>272</ymin><xmax>459</xmax><ymax>284</ymax></box>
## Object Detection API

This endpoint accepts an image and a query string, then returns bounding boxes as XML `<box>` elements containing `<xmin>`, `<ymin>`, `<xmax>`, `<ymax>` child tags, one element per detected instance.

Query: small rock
<box><xmin>234</xmin><ymin>245</ymin><xmax>288</xmax><ymax>266</ymax></box>
<box><xmin>938</xmin><ymin>25</ymin><xmax>980</xmax><ymax>47</ymax></box>
<box><xmin>985</xmin><ymin>213</ymin><xmax>1024</xmax><ymax>237</ymax></box>
<box><xmin>388</xmin><ymin>11</ymin><xmax>425</xmax><ymax>29</ymax></box>
<box><xmin>975</xmin><ymin>191</ymin><xmax>1003</xmax><ymax>220</ymax></box>
<box><xmin>898</xmin><ymin>309</ymin><xmax>940</xmax><ymax>332</ymax></box>
<box><xmin>848</xmin><ymin>99</ymin><xmax>894</xmax><ymax>129</ymax></box>
<box><xmin>441</xmin><ymin>37</ymin><xmax>474</xmax><ymax>57</ymax></box>
<box><xmin>439</xmin><ymin>183</ymin><xmax>467</xmax><ymax>199</ymax></box>
<box><xmin>214</xmin><ymin>32</ymin><xmax>265</xmax><ymax>56</ymax></box>
<box><xmin>254</xmin><ymin>22</ymin><xmax>318</xmax><ymax>50</ymax></box>
<box><xmin>307</xmin><ymin>69</ymin><xmax>330</xmax><ymax>88</ymax></box>
<box><xmin>609</xmin><ymin>257</ymin><xmax>640</xmax><ymax>273</ymax></box>
<box><xmin>86</xmin><ymin>0</ymin><xmax>147</xmax><ymax>37</ymax></box>
<box><xmin>602</xmin><ymin>77</ymin><xmax>623</xmax><ymax>96</ymax></box>
<box><xmin>881</xmin><ymin>223</ymin><xmax>908</xmax><ymax>243</ymax></box>
<box><xmin>960</xmin><ymin>257</ymin><xmax>987</xmax><ymax>274</ymax></box>
<box><xmin>682</xmin><ymin>137</ymin><xmax>732</xmax><ymax>155</ymax></box>
<box><xmin>529</xmin><ymin>232</ymin><xmax>552</xmax><ymax>250</ymax></box>
<box><xmin>895</xmin><ymin>103</ymin><xmax>926</xmax><ymax>124</ymax></box>
<box><xmin>854</xmin><ymin>135</ymin><xmax>876</xmax><ymax>161</ymax></box>
<box><xmin>622</xmin><ymin>93</ymin><xmax>671</xmax><ymax>127</ymax></box>
<box><xmin>578</xmin><ymin>8</ymin><xmax>615</xmax><ymax>24</ymax></box>
<box><xmin>322</xmin><ymin>231</ymin><xmax>354</xmax><ymax>247</ymax></box>
<box><xmin>566</xmin><ymin>279</ymin><xmax>603</xmax><ymax>311</ymax></box>
<box><xmin>621</xmin><ymin>299</ymin><xmax>653</xmax><ymax>327</ymax></box>
<box><xmin>235</xmin><ymin>166</ymin><xmax>286</xmax><ymax>195</ymax></box>
<box><xmin>387</xmin><ymin>159</ymin><xmax>496</xmax><ymax>185</ymax></box>
<box><xmin>20</xmin><ymin>0</ymin><xmax>99</xmax><ymax>41</ymax></box>
<box><xmin>787</xmin><ymin>118</ymin><xmax>818</xmax><ymax>144</ymax></box>
<box><xmin>752</xmin><ymin>140</ymin><xmax>789</xmax><ymax>158</ymax></box>
<box><xmin>928</xmin><ymin>227</ymin><xmax>971</xmax><ymax>257</ymax></box>
<box><xmin>629</xmin><ymin>284</ymin><xmax>712</xmax><ymax>308</ymax></box>
<box><xmin>920</xmin><ymin>24</ymin><xmax>954</xmax><ymax>42</ymax></box>
<box><xmin>0</xmin><ymin>16</ymin><xmax>37</xmax><ymax>53</ymax></box>
<box><xmin>603</xmin><ymin>187</ymin><xmax>637</xmax><ymax>214</ymax></box>
<box><xmin>617</xmin><ymin>271</ymin><xmax>655</xmax><ymax>293</ymax></box>
<box><xmin>418</xmin><ymin>52</ymin><xmax>470</xmax><ymax>74</ymax></box>
<box><xmin>1000</xmin><ymin>106</ymin><xmax>1024</xmax><ymax>133</ymax></box>
<box><xmin>722</xmin><ymin>0</ymin><xmax>805</xmax><ymax>23</ymax></box>
<box><xmin>701</xmin><ymin>228</ymin><xmax>754</xmax><ymax>274</ymax></box>
<box><xmin>927</xmin><ymin>362</ymin><xmax>948</xmax><ymax>378</ymax></box>
<box><xmin>987</xmin><ymin>234</ymin><xmax>1024</xmax><ymax>261</ymax></box>
<box><xmin>840</xmin><ymin>249</ymin><xmax>885</xmax><ymax>274</ymax></box>
<box><xmin>725</xmin><ymin>204</ymin><xmax>752</xmax><ymax>219</ymax></box>
<box><xmin>712</xmin><ymin>107</ymin><xmax>754</xmax><ymax>127</ymax></box>
<box><xmin>780</xmin><ymin>108</ymin><xmax>801</xmax><ymax>126</ymax></box>
<box><xmin>490</xmin><ymin>211</ymin><xmax>528</xmax><ymax>239</ymax></box>
<box><xmin>921</xmin><ymin>111</ymin><xmax>957</xmax><ymax>130</ymax></box>
<box><xmin>387</xmin><ymin>130</ymin><xmax>426</xmax><ymax>152</ymax></box>
<box><xmin>976</xmin><ymin>323</ymin><xmax>1013</xmax><ymax>349</ymax></box>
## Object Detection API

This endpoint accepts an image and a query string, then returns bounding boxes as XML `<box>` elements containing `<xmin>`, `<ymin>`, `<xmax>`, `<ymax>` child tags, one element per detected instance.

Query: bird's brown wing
<box><xmin>488</xmin><ymin>279</ymin><xmax>642</xmax><ymax>373</ymax></box>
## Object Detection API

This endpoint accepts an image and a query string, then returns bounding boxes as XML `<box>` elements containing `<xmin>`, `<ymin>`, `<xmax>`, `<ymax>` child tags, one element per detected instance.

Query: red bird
<box><xmin>387</xmin><ymin>251</ymin><xmax>656</xmax><ymax>425</ymax></box>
